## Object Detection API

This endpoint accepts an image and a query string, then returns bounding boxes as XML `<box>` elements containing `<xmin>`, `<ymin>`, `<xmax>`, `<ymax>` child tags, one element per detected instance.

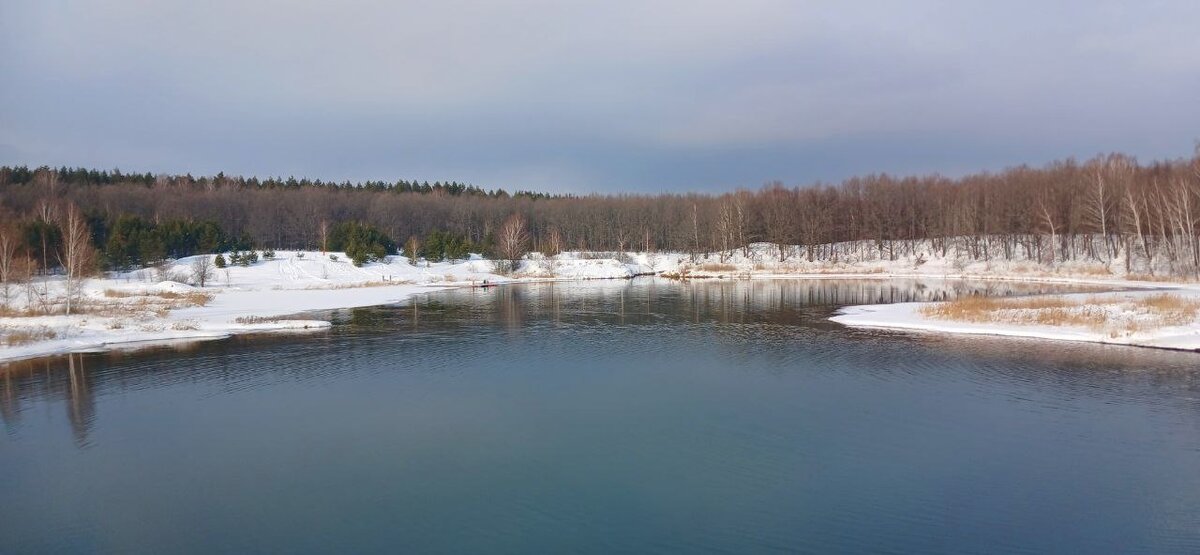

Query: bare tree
<box><xmin>715</xmin><ymin>200</ymin><xmax>736</xmax><ymax>262</ymax></box>
<box><xmin>318</xmin><ymin>219</ymin><xmax>330</xmax><ymax>253</ymax></box>
<box><xmin>1037</xmin><ymin>196</ymin><xmax>1059</xmax><ymax>265</ymax></box>
<box><xmin>58</xmin><ymin>204</ymin><xmax>96</xmax><ymax>315</ymax></box>
<box><xmin>543</xmin><ymin>227</ymin><xmax>564</xmax><ymax>258</ymax></box>
<box><xmin>191</xmin><ymin>255</ymin><xmax>215</xmax><ymax>287</ymax></box>
<box><xmin>0</xmin><ymin>224</ymin><xmax>17</xmax><ymax>309</ymax></box>
<box><xmin>35</xmin><ymin>167</ymin><xmax>59</xmax><ymax>198</ymax></box>
<box><xmin>762</xmin><ymin>183</ymin><xmax>796</xmax><ymax>261</ymax></box>
<box><xmin>496</xmin><ymin>213</ymin><xmax>529</xmax><ymax>272</ymax></box>
<box><xmin>1123</xmin><ymin>187</ymin><xmax>1150</xmax><ymax>273</ymax></box>
<box><xmin>734</xmin><ymin>192</ymin><xmax>751</xmax><ymax>257</ymax></box>
<box><xmin>405</xmin><ymin>236</ymin><xmax>421</xmax><ymax>264</ymax></box>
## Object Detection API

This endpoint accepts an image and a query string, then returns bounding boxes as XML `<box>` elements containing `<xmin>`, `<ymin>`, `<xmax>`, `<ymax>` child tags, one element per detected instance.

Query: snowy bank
<box><xmin>9</xmin><ymin>240</ymin><xmax>1200</xmax><ymax>363</ymax></box>
<box><xmin>831</xmin><ymin>289</ymin><xmax>1200</xmax><ymax>351</ymax></box>
<box><xmin>1</xmin><ymin>251</ymin><xmax>645</xmax><ymax>363</ymax></box>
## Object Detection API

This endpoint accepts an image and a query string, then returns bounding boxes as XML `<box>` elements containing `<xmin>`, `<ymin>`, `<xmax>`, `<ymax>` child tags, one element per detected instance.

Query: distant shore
<box><xmin>7</xmin><ymin>244</ymin><xmax>1200</xmax><ymax>363</ymax></box>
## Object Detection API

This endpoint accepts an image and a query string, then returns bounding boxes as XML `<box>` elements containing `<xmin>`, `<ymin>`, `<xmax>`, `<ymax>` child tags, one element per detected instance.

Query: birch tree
<box><xmin>58</xmin><ymin>204</ymin><xmax>95</xmax><ymax>315</ymax></box>
<box><xmin>0</xmin><ymin>224</ymin><xmax>17</xmax><ymax>309</ymax></box>
<box><xmin>496</xmin><ymin>213</ymin><xmax>529</xmax><ymax>272</ymax></box>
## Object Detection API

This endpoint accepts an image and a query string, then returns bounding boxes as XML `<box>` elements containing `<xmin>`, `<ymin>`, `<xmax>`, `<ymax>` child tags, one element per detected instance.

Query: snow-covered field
<box><xmin>5</xmin><ymin>241</ymin><xmax>1200</xmax><ymax>363</ymax></box>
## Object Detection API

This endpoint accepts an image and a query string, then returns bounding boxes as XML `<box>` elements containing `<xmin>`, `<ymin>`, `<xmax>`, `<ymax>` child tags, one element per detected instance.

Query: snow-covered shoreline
<box><xmin>1</xmin><ymin>251</ymin><xmax>653</xmax><ymax>364</ymax></box>
<box><xmin>831</xmin><ymin>288</ymin><xmax>1200</xmax><ymax>352</ymax></box>
<box><xmin>7</xmin><ymin>243</ymin><xmax>1200</xmax><ymax>364</ymax></box>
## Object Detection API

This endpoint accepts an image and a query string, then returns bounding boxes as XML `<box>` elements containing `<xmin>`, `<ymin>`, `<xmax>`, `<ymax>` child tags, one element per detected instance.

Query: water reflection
<box><xmin>3</xmin><ymin>278</ymin><xmax>1200</xmax><ymax>554</ymax></box>
<box><xmin>2</xmin><ymin>354</ymin><xmax>96</xmax><ymax>446</ymax></box>
<box><xmin>65</xmin><ymin>354</ymin><xmax>96</xmax><ymax>447</ymax></box>
<box><xmin>0</xmin><ymin>278</ymin><xmax>1189</xmax><ymax>446</ymax></box>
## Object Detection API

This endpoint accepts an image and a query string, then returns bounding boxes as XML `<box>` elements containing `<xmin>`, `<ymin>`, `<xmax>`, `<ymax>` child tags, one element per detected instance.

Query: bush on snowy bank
<box><xmin>327</xmin><ymin>222</ymin><xmax>396</xmax><ymax>266</ymax></box>
<box><xmin>227</xmin><ymin>251</ymin><xmax>259</xmax><ymax>266</ymax></box>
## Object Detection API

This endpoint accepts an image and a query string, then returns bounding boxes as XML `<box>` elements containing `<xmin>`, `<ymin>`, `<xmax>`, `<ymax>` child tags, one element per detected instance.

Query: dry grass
<box><xmin>661</xmin><ymin>268</ymin><xmax>693</xmax><ymax>280</ymax></box>
<box><xmin>1125</xmin><ymin>274</ymin><xmax>1197</xmax><ymax>283</ymax></box>
<box><xmin>103</xmin><ymin>289</ymin><xmax>212</xmax><ymax>306</ymax></box>
<box><xmin>83</xmin><ymin>291</ymin><xmax>212</xmax><ymax>318</ymax></box>
<box><xmin>234</xmin><ymin>315</ymin><xmax>289</xmax><ymax>324</ymax></box>
<box><xmin>922</xmin><ymin>295</ymin><xmax>1071</xmax><ymax>319</ymax></box>
<box><xmin>303</xmin><ymin>280</ymin><xmax>411</xmax><ymax>290</ymax></box>
<box><xmin>25</xmin><ymin>290</ymin><xmax>216</xmax><ymax>321</ymax></box>
<box><xmin>699</xmin><ymin>263</ymin><xmax>737</xmax><ymax>273</ymax></box>
<box><xmin>921</xmin><ymin>292</ymin><xmax>1200</xmax><ymax>335</ymax></box>
<box><xmin>1</xmin><ymin>290</ymin><xmax>212</xmax><ymax>320</ymax></box>
<box><xmin>1</xmin><ymin>326</ymin><xmax>58</xmax><ymax>346</ymax></box>
<box><xmin>156</xmin><ymin>291</ymin><xmax>213</xmax><ymax>306</ymax></box>
<box><xmin>809</xmin><ymin>266</ymin><xmax>885</xmax><ymax>274</ymax></box>
<box><xmin>767</xmin><ymin>265</ymin><xmax>886</xmax><ymax>275</ymax></box>
<box><xmin>1140</xmin><ymin>293</ymin><xmax>1200</xmax><ymax>325</ymax></box>
<box><xmin>0</xmin><ymin>306</ymin><xmax>38</xmax><ymax>317</ymax></box>
<box><xmin>921</xmin><ymin>295</ymin><xmax>1110</xmax><ymax>327</ymax></box>
<box><xmin>1074</xmin><ymin>265</ymin><xmax>1113</xmax><ymax>276</ymax></box>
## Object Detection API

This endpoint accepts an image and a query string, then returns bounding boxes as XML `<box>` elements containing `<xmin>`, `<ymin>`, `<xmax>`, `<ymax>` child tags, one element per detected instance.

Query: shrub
<box><xmin>214</xmin><ymin>253</ymin><xmax>227</xmax><ymax>268</ymax></box>
<box><xmin>263</xmin><ymin>249</ymin><xmax>276</xmax><ymax>260</ymax></box>
<box><xmin>103</xmin><ymin>216</ymin><xmax>238</xmax><ymax>270</ymax></box>
<box><xmin>421</xmin><ymin>230</ymin><xmax>473</xmax><ymax>262</ymax></box>
<box><xmin>492</xmin><ymin>259</ymin><xmax>516</xmax><ymax>275</ymax></box>
<box><xmin>328</xmin><ymin>222</ymin><xmax>396</xmax><ymax>266</ymax></box>
<box><xmin>404</xmin><ymin>236</ymin><xmax>421</xmax><ymax>264</ymax></box>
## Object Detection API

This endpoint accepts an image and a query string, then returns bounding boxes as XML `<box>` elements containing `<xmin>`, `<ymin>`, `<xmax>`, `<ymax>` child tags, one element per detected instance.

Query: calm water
<box><xmin>2</xmin><ymin>279</ymin><xmax>1199</xmax><ymax>554</ymax></box>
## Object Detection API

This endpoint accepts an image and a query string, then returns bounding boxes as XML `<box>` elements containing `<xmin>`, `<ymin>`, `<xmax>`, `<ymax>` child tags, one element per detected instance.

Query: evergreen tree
<box><xmin>21</xmin><ymin>219</ymin><xmax>63</xmax><ymax>273</ymax></box>
<box><xmin>328</xmin><ymin>221</ymin><xmax>395</xmax><ymax>266</ymax></box>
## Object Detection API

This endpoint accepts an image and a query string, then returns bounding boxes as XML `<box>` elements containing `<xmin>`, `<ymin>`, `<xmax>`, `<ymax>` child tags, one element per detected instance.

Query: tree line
<box><xmin>0</xmin><ymin>166</ymin><xmax>553</xmax><ymax>199</ymax></box>
<box><xmin>4</xmin><ymin>150</ymin><xmax>1200</xmax><ymax>278</ymax></box>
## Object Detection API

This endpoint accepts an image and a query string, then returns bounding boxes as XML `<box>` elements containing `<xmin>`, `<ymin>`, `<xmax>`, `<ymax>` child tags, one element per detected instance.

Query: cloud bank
<box><xmin>2</xmin><ymin>0</ymin><xmax>1198</xmax><ymax>192</ymax></box>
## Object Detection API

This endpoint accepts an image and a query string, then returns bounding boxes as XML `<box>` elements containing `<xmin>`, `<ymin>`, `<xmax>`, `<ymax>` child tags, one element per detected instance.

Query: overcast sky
<box><xmin>2</xmin><ymin>1</ymin><xmax>1198</xmax><ymax>193</ymax></box>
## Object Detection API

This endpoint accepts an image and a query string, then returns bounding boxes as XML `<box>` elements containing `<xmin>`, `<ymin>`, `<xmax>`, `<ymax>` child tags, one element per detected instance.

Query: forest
<box><xmin>3</xmin><ymin>150</ymin><xmax>1200</xmax><ymax>277</ymax></box>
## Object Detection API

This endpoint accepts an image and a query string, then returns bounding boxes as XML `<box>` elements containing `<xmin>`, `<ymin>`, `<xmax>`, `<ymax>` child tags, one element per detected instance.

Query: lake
<box><xmin>2</xmin><ymin>279</ymin><xmax>1199</xmax><ymax>554</ymax></box>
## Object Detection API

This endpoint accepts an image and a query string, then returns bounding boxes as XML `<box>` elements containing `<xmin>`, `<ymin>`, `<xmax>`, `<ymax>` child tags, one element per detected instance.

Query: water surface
<box><xmin>2</xmin><ymin>279</ymin><xmax>1199</xmax><ymax>553</ymax></box>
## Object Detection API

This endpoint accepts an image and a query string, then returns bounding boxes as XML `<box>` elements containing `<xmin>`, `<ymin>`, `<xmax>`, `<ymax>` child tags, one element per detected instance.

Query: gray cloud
<box><xmin>2</xmin><ymin>0</ymin><xmax>1198</xmax><ymax>192</ymax></box>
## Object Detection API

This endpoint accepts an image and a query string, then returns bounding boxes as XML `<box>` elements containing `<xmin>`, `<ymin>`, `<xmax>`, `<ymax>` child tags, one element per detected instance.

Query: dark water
<box><xmin>2</xmin><ymin>279</ymin><xmax>1199</xmax><ymax>554</ymax></box>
